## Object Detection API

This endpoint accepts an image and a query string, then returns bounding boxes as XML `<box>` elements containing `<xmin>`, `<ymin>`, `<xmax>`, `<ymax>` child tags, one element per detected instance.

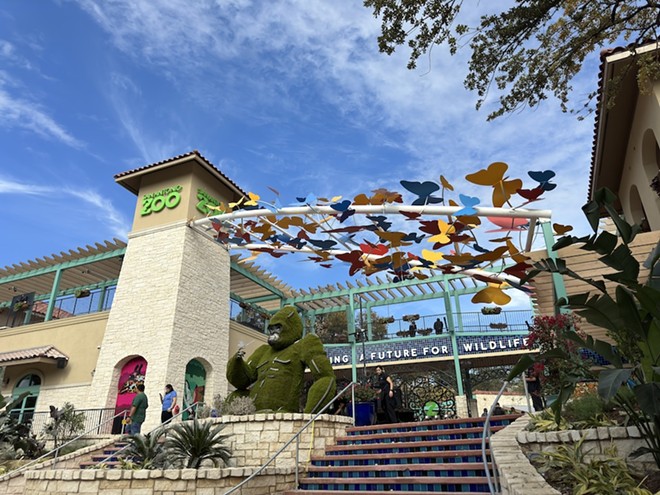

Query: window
<box><xmin>12</xmin><ymin>374</ymin><xmax>42</xmax><ymax>424</ymax></box>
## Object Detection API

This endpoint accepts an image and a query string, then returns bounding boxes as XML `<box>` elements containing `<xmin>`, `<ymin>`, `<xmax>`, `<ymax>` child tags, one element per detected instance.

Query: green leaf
<box><xmin>506</xmin><ymin>355</ymin><xmax>535</xmax><ymax>381</ymax></box>
<box><xmin>563</xmin><ymin>293</ymin><xmax>623</xmax><ymax>335</ymax></box>
<box><xmin>598</xmin><ymin>368</ymin><xmax>633</xmax><ymax>401</ymax></box>
<box><xmin>599</xmin><ymin>244</ymin><xmax>639</xmax><ymax>282</ymax></box>
<box><xmin>634</xmin><ymin>382</ymin><xmax>660</xmax><ymax>417</ymax></box>
<box><xmin>602</xmin><ymin>203</ymin><xmax>641</xmax><ymax>245</ymax></box>
<box><xmin>636</xmin><ymin>285</ymin><xmax>660</xmax><ymax>322</ymax></box>
<box><xmin>550</xmin><ymin>381</ymin><xmax>576</xmax><ymax>425</ymax></box>
<box><xmin>615</xmin><ymin>285</ymin><xmax>645</xmax><ymax>340</ymax></box>
<box><xmin>581</xmin><ymin>197</ymin><xmax>601</xmax><ymax>232</ymax></box>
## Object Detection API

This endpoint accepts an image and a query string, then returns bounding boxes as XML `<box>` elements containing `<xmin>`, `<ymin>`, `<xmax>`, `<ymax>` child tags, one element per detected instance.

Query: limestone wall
<box><xmin>492</xmin><ymin>414</ymin><xmax>656</xmax><ymax>495</ymax></box>
<box><xmin>23</xmin><ymin>467</ymin><xmax>297</xmax><ymax>495</ymax></box>
<box><xmin>219</xmin><ymin>413</ymin><xmax>352</xmax><ymax>468</ymax></box>
<box><xmin>2</xmin><ymin>414</ymin><xmax>352</xmax><ymax>495</ymax></box>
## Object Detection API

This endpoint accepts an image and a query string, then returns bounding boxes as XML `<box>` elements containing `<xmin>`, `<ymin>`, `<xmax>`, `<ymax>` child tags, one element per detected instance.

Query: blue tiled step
<box><xmin>285</xmin><ymin>491</ymin><xmax>471</xmax><ymax>495</ymax></box>
<box><xmin>326</xmin><ymin>437</ymin><xmax>489</xmax><ymax>456</ymax></box>
<box><xmin>305</xmin><ymin>462</ymin><xmax>491</xmax><ymax>479</ymax></box>
<box><xmin>311</xmin><ymin>449</ymin><xmax>489</xmax><ymax>467</ymax></box>
<box><xmin>345</xmin><ymin>415</ymin><xmax>519</xmax><ymax>437</ymax></box>
<box><xmin>297</xmin><ymin>475</ymin><xmax>490</xmax><ymax>492</ymax></box>
<box><xmin>336</xmin><ymin>426</ymin><xmax>503</xmax><ymax>445</ymax></box>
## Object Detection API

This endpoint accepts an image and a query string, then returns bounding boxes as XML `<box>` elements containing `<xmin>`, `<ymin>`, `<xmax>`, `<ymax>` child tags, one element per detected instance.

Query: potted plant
<box><xmin>74</xmin><ymin>288</ymin><xmax>91</xmax><ymax>298</ymax></box>
<box><xmin>402</xmin><ymin>314</ymin><xmax>420</xmax><ymax>322</ymax></box>
<box><xmin>13</xmin><ymin>300</ymin><xmax>29</xmax><ymax>312</ymax></box>
<box><xmin>489</xmin><ymin>322</ymin><xmax>508</xmax><ymax>330</ymax></box>
<box><xmin>481</xmin><ymin>306</ymin><xmax>502</xmax><ymax>315</ymax></box>
<box><xmin>346</xmin><ymin>384</ymin><xmax>379</xmax><ymax>426</ymax></box>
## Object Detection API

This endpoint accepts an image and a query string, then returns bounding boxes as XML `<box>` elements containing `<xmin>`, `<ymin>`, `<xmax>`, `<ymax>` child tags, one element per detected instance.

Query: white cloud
<box><xmin>0</xmin><ymin>86</ymin><xmax>83</xmax><ymax>149</ymax></box>
<box><xmin>0</xmin><ymin>176</ymin><xmax>129</xmax><ymax>239</ymax></box>
<box><xmin>105</xmin><ymin>72</ymin><xmax>179</xmax><ymax>163</ymax></box>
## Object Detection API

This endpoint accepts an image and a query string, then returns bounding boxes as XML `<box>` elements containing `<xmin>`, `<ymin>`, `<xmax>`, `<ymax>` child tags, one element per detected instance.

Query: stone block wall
<box><xmin>218</xmin><ymin>413</ymin><xmax>352</xmax><ymax>468</ymax></box>
<box><xmin>492</xmin><ymin>414</ymin><xmax>657</xmax><ymax>494</ymax></box>
<box><xmin>3</xmin><ymin>414</ymin><xmax>352</xmax><ymax>495</ymax></box>
<box><xmin>517</xmin><ymin>424</ymin><xmax>655</xmax><ymax>472</ymax></box>
<box><xmin>89</xmin><ymin>222</ymin><xmax>231</xmax><ymax>432</ymax></box>
<box><xmin>23</xmin><ymin>467</ymin><xmax>297</xmax><ymax>495</ymax></box>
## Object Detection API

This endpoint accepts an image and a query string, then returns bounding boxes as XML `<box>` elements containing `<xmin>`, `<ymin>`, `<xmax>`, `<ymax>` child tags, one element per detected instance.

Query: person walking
<box><xmin>160</xmin><ymin>384</ymin><xmax>178</xmax><ymax>423</ymax></box>
<box><xmin>375</xmin><ymin>365</ymin><xmax>397</xmax><ymax>423</ymax></box>
<box><xmin>126</xmin><ymin>383</ymin><xmax>148</xmax><ymax>434</ymax></box>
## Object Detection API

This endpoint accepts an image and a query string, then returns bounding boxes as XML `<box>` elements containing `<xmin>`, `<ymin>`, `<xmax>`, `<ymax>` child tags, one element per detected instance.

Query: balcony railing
<box><xmin>229</xmin><ymin>298</ymin><xmax>268</xmax><ymax>334</ymax></box>
<box><xmin>1</xmin><ymin>287</ymin><xmax>116</xmax><ymax>329</ymax></box>
<box><xmin>377</xmin><ymin>309</ymin><xmax>533</xmax><ymax>339</ymax></box>
<box><xmin>26</xmin><ymin>407</ymin><xmax>117</xmax><ymax>436</ymax></box>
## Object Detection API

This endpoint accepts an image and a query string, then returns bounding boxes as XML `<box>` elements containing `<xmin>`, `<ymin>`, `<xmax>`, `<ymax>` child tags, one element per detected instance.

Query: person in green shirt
<box><xmin>126</xmin><ymin>383</ymin><xmax>149</xmax><ymax>434</ymax></box>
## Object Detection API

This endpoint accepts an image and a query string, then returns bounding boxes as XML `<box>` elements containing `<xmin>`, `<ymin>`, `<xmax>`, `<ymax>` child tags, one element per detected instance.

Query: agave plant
<box><xmin>121</xmin><ymin>428</ymin><xmax>168</xmax><ymax>469</ymax></box>
<box><xmin>165</xmin><ymin>419</ymin><xmax>232</xmax><ymax>469</ymax></box>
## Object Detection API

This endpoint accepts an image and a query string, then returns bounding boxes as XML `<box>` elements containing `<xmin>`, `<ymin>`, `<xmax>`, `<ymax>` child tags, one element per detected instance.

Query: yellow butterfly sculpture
<box><xmin>471</xmin><ymin>285</ymin><xmax>512</xmax><ymax>305</ymax></box>
<box><xmin>465</xmin><ymin>162</ymin><xmax>522</xmax><ymax>207</ymax></box>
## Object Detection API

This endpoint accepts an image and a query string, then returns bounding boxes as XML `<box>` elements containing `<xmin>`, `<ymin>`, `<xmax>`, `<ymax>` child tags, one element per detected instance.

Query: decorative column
<box><xmin>88</xmin><ymin>152</ymin><xmax>245</xmax><ymax>431</ymax></box>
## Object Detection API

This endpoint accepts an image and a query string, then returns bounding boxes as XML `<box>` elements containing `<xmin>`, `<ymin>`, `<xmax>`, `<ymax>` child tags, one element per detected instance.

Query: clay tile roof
<box><xmin>114</xmin><ymin>150</ymin><xmax>247</xmax><ymax>197</ymax></box>
<box><xmin>588</xmin><ymin>41</ymin><xmax>659</xmax><ymax>202</ymax></box>
<box><xmin>0</xmin><ymin>345</ymin><xmax>68</xmax><ymax>364</ymax></box>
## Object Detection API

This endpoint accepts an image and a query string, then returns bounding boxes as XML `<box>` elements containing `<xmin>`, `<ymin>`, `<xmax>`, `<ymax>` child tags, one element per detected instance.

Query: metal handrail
<box><xmin>224</xmin><ymin>381</ymin><xmax>356</xmax><ymax>494</ymax></box>
<box><xmin>90</xmin><ymin>401</ymin><xmax>202</xmax><ymax>467</ymax></box>
<box><xmin>0</xmin><ymin>408</ymin><xmax>128</xmax><ymax>482</ymax></box>
<box><xmin>481</xmin><ymin>381</ymin><xmax>508</xmax><ymax>495</ymax></box>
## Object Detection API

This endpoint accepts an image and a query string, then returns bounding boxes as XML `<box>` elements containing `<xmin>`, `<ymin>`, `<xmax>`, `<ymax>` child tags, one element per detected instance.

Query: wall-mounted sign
<box><xmin>196</xmin><ymin>188</ymin><xmax>222</xmax><ymax>215</ymax></box>
<box><xmin>325</xmin><ymin>333</ymin><xmax>530</xmax><ymax>366</ymax></box>
<box><xmin>140</xmin><ymin>186</ymin><xmax>183</xmax><ymax>216</ymax></box>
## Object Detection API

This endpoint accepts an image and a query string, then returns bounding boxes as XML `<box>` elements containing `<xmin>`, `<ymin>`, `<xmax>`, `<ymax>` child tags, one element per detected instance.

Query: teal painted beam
<box><xmin>539</xmin><ymin>221</ymin><xmax>569</xmax><ymax>314</ymax></box>
<box><xmin>0</xmin><ymin>248</ymin><xmax>126</xmax><ymax>285</ymax></box>
<box><xmin>283</xmin><ymin>273</ymin><xmax>455</xmax><ymax>303</ymax></box>
<box><xmin>443</xmin><ymin>292</ymin><xmax>464</xmax><ymax>395</ymax></box>
<box><xmin>365</xmin><ymin>302</ymin><xmax>373</xmax><ymax>340</ymax></box>
<box><xmin>348</xmin><ymin>298</ymin><xmax>357</xmax><ymax>384</ymax></box>
<box><xmin>45</xmin><ymin>268</ymin><xmax>63</xmax><ymax>322</ymax></box>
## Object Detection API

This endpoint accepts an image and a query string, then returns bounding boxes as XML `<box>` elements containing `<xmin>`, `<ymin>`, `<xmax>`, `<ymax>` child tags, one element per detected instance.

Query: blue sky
<box><xmin>0</xmin><ymin>1</ymin><xmax>601</xmax><ymax>313</ymax></box>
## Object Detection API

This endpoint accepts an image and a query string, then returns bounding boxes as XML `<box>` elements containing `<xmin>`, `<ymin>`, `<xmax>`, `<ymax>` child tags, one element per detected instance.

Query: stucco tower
<box><xmin>88</xmin><ymin>151</ymin><xmax>244</xmax><ymax>431</ymax></box>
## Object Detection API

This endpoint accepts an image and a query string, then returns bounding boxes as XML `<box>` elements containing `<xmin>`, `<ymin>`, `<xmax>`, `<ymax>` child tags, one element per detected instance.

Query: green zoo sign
<box><xmin>140</xmin><ymin>186</ymin><xmax>183</xmax><ymax>216</ymax></box>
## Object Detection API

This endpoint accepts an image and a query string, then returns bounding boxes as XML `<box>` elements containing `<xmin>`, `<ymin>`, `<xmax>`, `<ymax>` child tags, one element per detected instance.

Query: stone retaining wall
<box><xmin>491</xmin><ymin>415</ymin><xmax>560</xmax><ymax>495</ymax></box>
<box><xmin>492</xmin><ymin>415</ymin><xmax>655</xmax><ymax>495</ymax></box>
<box><xmin>23</xmin><ymin>466</ymin><xmax>297</xmax><ymax>495</ymax></box>
<box><xmin>517</xmin><ymin>423</ymin><xmax>654</xmax><ymax>472</ymax></box>
<box><xmin>219</xmin><ymin>413</ymin><xmax>352</xmax><ymax>468</ymax></box>
<box><xmin>2</xmin><ymin>414</ymin><xmax>352</xmax><ymax>495</ymax></box>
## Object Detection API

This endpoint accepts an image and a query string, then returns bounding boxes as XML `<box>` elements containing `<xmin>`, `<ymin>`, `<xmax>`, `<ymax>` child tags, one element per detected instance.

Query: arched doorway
<box><xmin>112</xmin><ymin>356</ymin><xmax>148</xmax><ymax>433</ymax></box>
<box><xmin>183</xmin><ymin>359</ymin><xmax>206</xmax><ymax>419</ymax></box>
<box><xmin>12</xmin><ymin>374</ymin><xmax>41</xmax><ymax>424</ymax></box>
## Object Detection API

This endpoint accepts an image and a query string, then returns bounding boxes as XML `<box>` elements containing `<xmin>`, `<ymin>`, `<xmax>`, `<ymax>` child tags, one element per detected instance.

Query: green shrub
<box><xmin>165</xmin><ymin>420</ymin><xmax>232</xmax><ymax>469</ymax></box>
<box><xmin>564</xmin><ymin>395</ymin><xmax>605</xmax><ymax>423</ymax></box>
<box><xmin>121</xmin><ymin>429</ymin><xmax>168</xmax><ymax>469</ymax></box>
<box><xmin>43</xmin><ymin>403</ymin><xmax>86</xmax><ymax>449</ymax></box>
<box><xmin>222</xmin><ymin>396</ymin><xmax>255</xmax><ymax>416</ymax></box>
<box><xmin>533</xmin><ymin>437</ymin><xmax>653</xmax><ymax>494</ymax></box>
<box><xmin>58</xmin><ymin>440</ymin><xmax>93</xmax><ymax>456</ymax></box>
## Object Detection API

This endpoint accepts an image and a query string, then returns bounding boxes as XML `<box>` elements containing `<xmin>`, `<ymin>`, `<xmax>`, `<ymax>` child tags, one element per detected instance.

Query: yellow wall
<box><xmin>130</xmin><ymin>162</ymin><xmax>195</xmax><ymax>231</ymax></box>
<box><xmin>0</xmin><ymin>312</ymin><xmax>107</xmax><ymax>394</ymax></box>
<box><xmin>128</xmin><ymin>158</ymin><xmax>244</xmax><ymax>233</ymax></box>
<box><xmin>228</xmin><ymin>320</ymin><xmax>268</xmax><ymax>361</ymax></box>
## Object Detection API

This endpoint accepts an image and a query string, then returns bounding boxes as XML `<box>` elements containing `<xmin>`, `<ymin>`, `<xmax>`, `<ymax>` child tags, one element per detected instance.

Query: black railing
<box><xmin>29</xmin><ymin>407</ymin><xmax>117</xmax><ymax>436</ymax></box>
<box><xmin>229</xmin><ymin>299</ymin><xmax>268</xmax><ymax>333</ymax></box>
<box><xmin>379</xmin><ymin>309</ymin><xmax>533</xmax><ymax>338</ymax></box>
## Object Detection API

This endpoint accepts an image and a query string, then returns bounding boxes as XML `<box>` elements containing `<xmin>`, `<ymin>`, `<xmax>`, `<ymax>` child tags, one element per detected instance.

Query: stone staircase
<box><xmin>77</xmin><ymin>440</ymin><xmax>127</xmax><ymax>469</ymax></box>
<box><xmin>285</xmin><ymin>414</ymin><xmax>520</xmax><ymax>494</ymax></box>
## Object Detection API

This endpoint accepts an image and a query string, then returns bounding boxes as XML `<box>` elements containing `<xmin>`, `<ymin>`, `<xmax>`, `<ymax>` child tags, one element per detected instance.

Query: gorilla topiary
<box><xmin>226</xmin><ymin>306</ymin><xmax>336</xmax><ymax>414</ymax></box>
